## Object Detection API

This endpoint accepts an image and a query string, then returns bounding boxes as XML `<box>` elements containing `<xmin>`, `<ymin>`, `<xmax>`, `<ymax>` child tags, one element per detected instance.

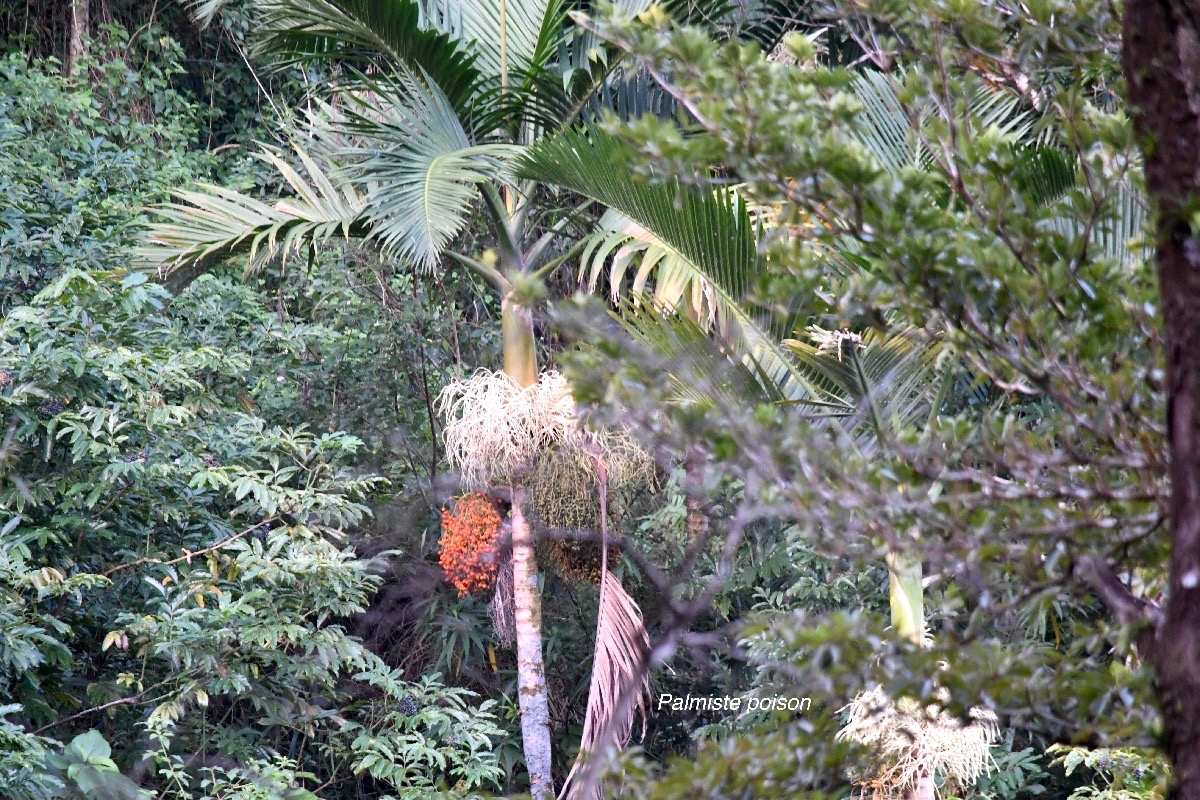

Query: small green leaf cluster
<box><xmin>343</xmin><ymin>664</ymin><xmax>507</xmax><ymax>798</ymax></box>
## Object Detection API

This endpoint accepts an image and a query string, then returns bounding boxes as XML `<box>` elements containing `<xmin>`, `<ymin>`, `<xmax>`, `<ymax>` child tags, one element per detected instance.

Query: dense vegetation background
<box><xmin>0</xmin><ymin>1</ymin><xmax>1183</xmax><ymax>799</ymax></box>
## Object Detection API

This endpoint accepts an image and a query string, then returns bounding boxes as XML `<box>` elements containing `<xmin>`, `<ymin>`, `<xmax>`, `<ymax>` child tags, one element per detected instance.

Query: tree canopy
<box><xmin>0</xmin><ymin>1</ymin><xmax>1193</xmax><ymax>800</ymax></box>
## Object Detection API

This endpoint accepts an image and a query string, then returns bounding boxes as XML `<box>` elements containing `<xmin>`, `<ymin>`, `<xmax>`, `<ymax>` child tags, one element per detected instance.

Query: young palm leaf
<box><xmin>341</xmin><ymin>67</ymin><xmax>522</xmax><ymax>271</ymax></box>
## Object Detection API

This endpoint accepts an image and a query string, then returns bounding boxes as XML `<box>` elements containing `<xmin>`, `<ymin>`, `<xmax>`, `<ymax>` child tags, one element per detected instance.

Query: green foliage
<box><xmin>0</xmin><ymin>27</ymin><xmax>214</xmax><ymax>304</ymax></box>
<box><xmin>0</xmin><ymin>269</ymin><xmax>510</xmax><ymax>796</ymax></box>
<box><xmin>548</xmin><ymin>0</ymin><xmax>1164</xmax><ymax>796</ymax></box>
<box><xmin>0</xmin><ymin>706</ymin><xmax>61</xmax><ymax>800</ymax></box>
<box><xmin>42</xmin><ymin>730</ymin><xmax>147</xmax><ymax>799</ymax></box>
<box><xmin>344</xmin><ymin>665</ymin><xmax>506</xmax><ymax>797</ymax></box>
<box><xmin>341</xmin><ymin>68</ymin><xmax>523</xmax><ymax>271</ymax></box>
<box><xmin>0</xmin><ymin>2</ymin><xmax>1180</xmax><ymax>799</ymax></box>
<box><xmin>976</xmin><ymin>735</ymin><xmax>1050</xmax><ymax>800</ymax></box>
<box><xmin>1049</xmin><ymin>746</ymin><xmax>1168</xmax><ymax>800</ymax></box>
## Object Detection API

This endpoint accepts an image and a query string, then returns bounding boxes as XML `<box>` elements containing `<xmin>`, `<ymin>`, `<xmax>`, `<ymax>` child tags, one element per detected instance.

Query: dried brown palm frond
<box><xmin>558</xmin><ymin>570</ymin><xmax>651</xmax><ymax>800</ymax></box>
<box><xmin>558</xmin><ymin>445</ymin><xmax>653</xmax><ymax>800</ymax></box>
<box><xmin>837</xmin><ymin>686</ymin><xmax>999</xmax><ymax>800</ymax></box>
<box><xmin>490</xmin><ymin>555</ymin><xmax>516</xmax><ymax>649</ymax></box>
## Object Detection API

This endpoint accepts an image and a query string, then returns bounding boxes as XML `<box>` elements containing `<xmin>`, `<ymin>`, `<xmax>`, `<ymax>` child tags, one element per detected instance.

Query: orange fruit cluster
<box><xmin>439</xmin><ymin>493</ymin><xmax>502</xmax><ymax>596</ymax></box>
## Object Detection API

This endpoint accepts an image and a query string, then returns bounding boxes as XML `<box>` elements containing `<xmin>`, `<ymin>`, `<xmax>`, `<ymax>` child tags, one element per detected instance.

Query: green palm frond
<box><xmin>721</xmin><ymin>0</ymin><xmax>810</xmax><ymax>48</ymax></box>
<box><xmin>1012</xmin><ymin>145</ymin><xmax>1077</xmax><ymax>205</ymax></box>
<box><xmin>138</xmin><ymin>142</ymin><xmax>367</xmax><ymax>293</ymax></box>
<box><xmin>1048</xmin><ymin>181</ymin><xmax>1149</xmax><ymax>269</ymax></box>
<box><xmin>251</xmin><ymin>0</ymin><xmax>481</xmax><ymax>110</ymax></box>
<box><xmin>518</xmin><ymin>129</ymin><xmax>761</xmax><ymax>306</ymax></box>
<box><xmin>616</xmin><ymin>302</ymin><xmax>794</xmax><ymax>409</ymax></box>
<box><xmin>581</xmin><ymin>208</ymin><xmax>720</xmax><ymax>325</ymax></box>
<box><xmin>849</xmin><ymin>71</ymin><xmax>1031</xmax><ymax>173</ymax></box>
<box><xmin>519</xmin><ymin>128</ymin><xmax>824</xmax><ymax>401</ymax></box>
<box><xmin>785</xmin><ymin>325</ymin><xmax>949</xmax><ymax>446</ymax></box>
<box><xmin>419</xmin><ymin>0</ymin><xmax>564</xmax><ymax>86</ymax></box>
<box><xmin>851</xmin><ymin>71</ymin><xmax>923</xmax><ymax>171</ymax></box>
<box><xmin>341</xmin><ymin>68</ymin><xmax>521</xmax><ymax>271</ymax></box>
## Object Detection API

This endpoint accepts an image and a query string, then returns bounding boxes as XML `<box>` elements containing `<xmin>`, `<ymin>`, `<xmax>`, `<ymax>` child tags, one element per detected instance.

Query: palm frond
<box><xmin>252</xmin><ymin>0</ymin><xmax>481</xmax><ymax>110</ymax></box>
<box><xmin>616</xmin><ymin>302</ymin><xmax>790</xmax><ymax>408</ymax></box>
<box><xmin>1047</xmin><ymin>181</ymin><xmax>1149</xmax><ymax>269</ymax></box>
<box><xmin>785</xmin><ymin>325</ymin><xmax>949</xmax><ymax>447</ymax></box>
<box><xmin>519</xmin><ymin>128</ymin><xmax>824</xmax><ymax>401</ymax></box>
<box><xmin>186</xmin><ymin>0</ymin><xmax>235</xmax><ymax>27</ymax></box>
<box><xmin>849</xmin><ymin>71</ymin><xmax>1032</xmax><ymax>173</ymax></box>
<box><xmin>582</xmin><ymin>65</ymin><xmax>677</xmax><ymax>124</ymax></box>
<box><xmin>340</xmin><ymin>67</ymin><xmax>521</xmax><ymax>270</ymax></box>
<box><xmin>560</xmin><ymin>570</ymin><xmax>650</xmax><ymax>800</ymax></box>
<box><xmin>1012</xmin><ymin>145</ymin><xmax>1076</xmax><ymax>205</ymax></box>
<box><xmin>418</xmin><ymin>0</ymin><xmax>563</xmax><ymax>85</ymax></box>
<box><xmin>138</xmin><ymin>141</ymin><xmax>367</xmax><ymax>293</ymax></box>
<box><xmin>581</xmin><ymin>208</ymin><xmax>718</xmax><ymax>324</ymax></box>
<box><xmin>719</xmin><ymin>0</ymin><xmax>811</xmax><ymax>48</ymax></box>
<box><xmin>850</xmin><ymin>71</ymin><xmax>924</xmax><ymax>171</ymax></box>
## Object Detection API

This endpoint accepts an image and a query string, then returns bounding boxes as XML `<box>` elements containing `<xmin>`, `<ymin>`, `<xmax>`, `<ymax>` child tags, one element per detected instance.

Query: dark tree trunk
<box><xmin>684</xmin><ymin>445</ymin><xmax>708</xmax><ymax>541</ymax></box>
<box><xmin>1123</xmin><ymin>0</ymin><xmax>1200</xmax><ymax>795</ymax></box>
<box><xmin>65</xmin><ymin>0</ymin><xmax>89</xmax><ymax>75</ymax></box>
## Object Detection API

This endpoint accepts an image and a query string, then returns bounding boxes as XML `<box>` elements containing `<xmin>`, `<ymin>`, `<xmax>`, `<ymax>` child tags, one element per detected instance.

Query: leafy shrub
<box><xmin>1049</xmin><ymin>746</ymin><xmax>1168</xmax><ymax>800</ymax></box>
<box><xmin>0</xmin><ymin>270</ymin><xmax>510</xmax><ymax>796</ymax></box>
<box><xmin>0</xmin><ymin>26</ymin><xmax>213</xmax><ymax>305</ymax></box>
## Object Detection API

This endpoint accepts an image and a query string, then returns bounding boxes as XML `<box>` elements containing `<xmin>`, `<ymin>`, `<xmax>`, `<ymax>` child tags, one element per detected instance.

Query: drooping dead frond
<box><xmin>837</xmin><ymin>686</ymin><xmax>999</xmax><ymax>800</ymax></box>
<box><xmin>559</xmin><ymin>444</ymin><xmax>652</xmax><ymax>800</ymax></box>
<box><xmin>438</xmin><ymin>370</ymin><xmax>575</xmax><ymax>489</ymax></box>
<box><xmin>559</xmin><ymin>570</ymin><xmax>651</xmax><ymax>800</ymax></box>
<box><xmin>490</xmin><ymin>555</ymin><xmax>516</xmax><ymax>648</ymax></box>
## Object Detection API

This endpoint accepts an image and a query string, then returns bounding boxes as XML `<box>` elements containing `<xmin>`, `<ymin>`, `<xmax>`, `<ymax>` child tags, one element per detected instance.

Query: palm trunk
<box><xmin>684</xmin><ymin>445</ymin><xmax>708</xmax><ymax>541</ymax></box>
<box><xmin>503</xmin><ymin>297</ymin><xmax>538</xmax><ymax>389</ymax></box>
<box><xmin>66</xmin><ymin>0</ymin><xmax>88</xmax><ymax>76</ymax></box>
<box><xmin>1122</xmin><ymin>3</ymin><xmax>1200</xmax><ymax>796</ymax></box>
<box><xmin>511</xmin><ymin>492</ymin><xmax>554</xmax><ymax>799</ymax></box>
<box><xmin>908</xmin><ymin>771</ymin><xmax>936</xmax><ymax>800</ymax></box>
<box><xmin>502</xmin><ymin>299</ymin><xmax>554</xmax><ymax>799</ymax></box>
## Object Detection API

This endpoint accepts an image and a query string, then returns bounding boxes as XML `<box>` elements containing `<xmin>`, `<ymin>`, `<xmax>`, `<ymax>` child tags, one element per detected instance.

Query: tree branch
<box><xmin>1073</xmin><ymin>554</ymin><xmax>1161</xmax><ymax>627</ymax></box>
<box><xmin>102</xmin><ymin>518</ymin><xmax>278</xmax><ymax>578</ymax></box>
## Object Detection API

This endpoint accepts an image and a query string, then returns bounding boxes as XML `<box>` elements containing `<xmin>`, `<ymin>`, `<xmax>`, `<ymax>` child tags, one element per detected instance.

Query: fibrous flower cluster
<box><xmin>837</xmin><ymin>686</ymin><xmax>998</xmax><ymax>799</ymax></box>
<box><xmin>438</xmin><ymin>370</ymin><xmax>577</xmax><ymax>489</ymax></box>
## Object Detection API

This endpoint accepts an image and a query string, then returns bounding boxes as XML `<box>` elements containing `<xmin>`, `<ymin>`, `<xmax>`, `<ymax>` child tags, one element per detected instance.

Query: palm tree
<box><xmin>140</xmin><ymin>2</ymin><xmax>793</xmax><ymax>796</ymax></box>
